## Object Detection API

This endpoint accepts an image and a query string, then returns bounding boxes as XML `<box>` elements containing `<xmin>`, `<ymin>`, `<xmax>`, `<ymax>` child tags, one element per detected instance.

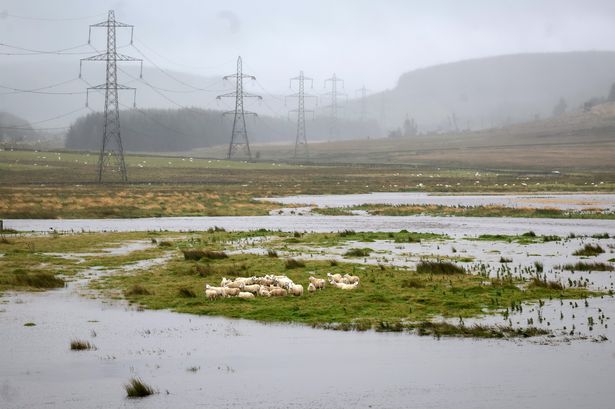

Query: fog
<box><xmin>2</xmin><ymin>0</ymin><xmax>615</xmax><ymax>92</ymax></box>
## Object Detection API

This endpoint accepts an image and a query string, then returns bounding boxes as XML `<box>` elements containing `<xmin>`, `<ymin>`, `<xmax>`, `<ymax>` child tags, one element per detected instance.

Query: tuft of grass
<box><xmin>563</xmin><ymin>262</ymin><xmax>614</xmax><ymax>272</ymax></box>
<box><xmin>534</xmin><ymin>261</ymin><xmax>544</xmax><ymax>272</ymax></box>
<box><xmin>573</xmin><ymin>244</ymin><xmax>604</xmax><ymax>257</ymax></box>
<box><xmin>285</xmin><ymin>258</ymin><xmax>305</xmax><ymax>269</ymax></box>
<box><xmin>125</xmin><ymin>284</ymin><xmax>151</xmax><ymax>296</ymax></box>
<box><xmin>157</xmin><ymin>241</ymin><xmax>173</xmax><ymax>248</ymax></box>
<box><xmin>416</xmin><ymin>261</ymin><xmax>465</xmax><ymax>275</ymax></box>
<box><xmin>529</xmin><ymin>275</ymin><xmax>563</xmax><ymax>290</ymax></box>
<box><xmin>499</xmin><ymin>257</ymin><xmax>512</xmax><ymax>263</ymax></box>
<box><xmin>522</xmin><ymin>231</ymin><xmax>536</xmax><ymax>237</ymax></box>
<box><xmin>124</xmin><ymin>378</ymin><xmax>155</xmax><ymax>398</ymax></box>
<box><xmin>400</xmin><ymin>277</ymin><xmax>425</xmax><ymax>288</ymax></box>
<box><xmin>8</xmin><ymin>272</ymin><xmax>64</xmax><ymax>289</ymax></box>
<box><xmin>414</xmin><ymin>322</ymin><xmax>549</xmax><ymax>338</ymax></box>
<box><xmin>343</xmin><ymin>248</ymin><xmax>372</xmax><ymax>257</ymax></box>
<box><xmin>70</xmin><ymin>339</ymin><xmax>96</xmax><ymax>351</ymax></box>
<box><xmin>182</xmin><ymin>249</ymin><xmax>228</xmax><ymax>260</ymax></box>
<box><xmin>187</xmin><ymin>366</ymin><xmax>200</xmax><ymax>372</ymax></box>
<box><xmin>23</xmin><ymin>322</ymin><xmax>36</xmax><ymax>327</ymax></box>
<box><xmin>178</xmin><ymin>287</ymin><xmax>196</xmax><ymax>298</ymax></box>
<box><xmin>591</xmin><ymin>233</ymin><xmax>610</xmax><ymax>239</ymax></box>
<box><xmin>267</xmin><ymin>249</ymin><xmax>278</xmax><ymax>258</ymax></box>
<box><xmin>329</xmin><ymin>259</ymin><xmax>338</xmax><ymax>266</ymax></box>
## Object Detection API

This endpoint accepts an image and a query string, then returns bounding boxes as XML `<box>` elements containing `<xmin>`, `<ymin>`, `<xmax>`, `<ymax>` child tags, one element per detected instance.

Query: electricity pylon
<box><xmin>286</xmin><ymin>71</ymin><xmax>316</xmax><ymax>159</ymax></box>
<box><xmin>80</xmin><ymin>9</ymin><xmax>142</xmax><ymax>183</ymax></box>
<box><xmin>217</xmin><ymin>56</ymin><xmax>261</xmax><ymax>160</ymax></box>
<box><xmin>356</xmin><ymin>85</ymin><xmax>370</xmax><ymax>122</ymax></box>
<box><xmin>323</xmin><ymin>73</ymin><xmax>346</xmax><ymax>138</ymax></box>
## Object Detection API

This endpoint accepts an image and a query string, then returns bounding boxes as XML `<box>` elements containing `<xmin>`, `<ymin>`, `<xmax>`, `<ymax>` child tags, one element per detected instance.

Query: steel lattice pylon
<box><xmin>80</xmin><ymin>10</ymin><xmax>142</xmax><ymax>183</ymax></box>
<box><xmin>217</xmin><ymin>56</ymin><xmax>261</xmax><ymax>160</ymax></box>
<box><xmin>287</xmin><ymin>71</ymin><xmax>316</xmax><ymax>159</ymax></box>
<box><xmin>323</xmin><ymin>73</ymin><xmax>346</xmax><ymax>138</ymax></box>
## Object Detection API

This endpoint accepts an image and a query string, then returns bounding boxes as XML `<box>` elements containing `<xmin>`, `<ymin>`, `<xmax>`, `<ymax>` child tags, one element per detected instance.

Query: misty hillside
<box><xmin>356</xmin><ymin>51</ymin><xmax>615</xmax><ymax>132</ymax></box>
<box><xmin>0</xmin><ymin>112</ymin><xmax>37</xmax><ymax>142</ymax></box>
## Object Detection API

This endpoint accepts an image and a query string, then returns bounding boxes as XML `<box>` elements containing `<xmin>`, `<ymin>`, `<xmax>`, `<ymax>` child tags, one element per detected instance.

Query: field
<box><xmin>1</xmin><ymin>148</ymin><xmax>614</xmax><ymax>219</ymax></box>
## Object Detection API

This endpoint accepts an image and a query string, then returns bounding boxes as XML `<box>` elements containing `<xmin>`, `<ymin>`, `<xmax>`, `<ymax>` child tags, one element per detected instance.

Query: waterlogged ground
<box><xmin>260</xmin><ymin>192</ymin><xmax>615</xmax><ymax>211</ymax></box>
<box><xmin>1</xmin><ymin>220</ymin><xmax>615</xmax><ymax>407</ymax></box>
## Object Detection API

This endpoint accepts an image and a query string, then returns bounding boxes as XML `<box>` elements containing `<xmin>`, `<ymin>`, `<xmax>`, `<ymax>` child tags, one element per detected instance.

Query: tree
<box><xmin>403</xmin><ymin>116</ymin><xmax>418</xmax><ymax>137</ymax></box>
<box><xmin>608</xmin><ymin>83</ymin><xmax>615</xmax><ymax>102</ymax></box>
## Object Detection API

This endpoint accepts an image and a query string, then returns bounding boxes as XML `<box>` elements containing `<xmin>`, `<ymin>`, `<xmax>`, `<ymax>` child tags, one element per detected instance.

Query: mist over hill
<box><xmin>354</xmin><ymin>51</ymin><xmax>615</xmax><ymax>133</ymax></box>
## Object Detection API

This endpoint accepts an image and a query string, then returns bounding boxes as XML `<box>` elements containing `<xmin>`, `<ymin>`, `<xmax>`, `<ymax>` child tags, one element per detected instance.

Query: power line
<box><xmin>0</xmin><ymin>106</ymin><xmax>86</xmax><ymax>130</ymax></box>
<box><xmin>217</xmin><ymin>56</ymin><xmax>262</xmax><ymax>160</ymax></box>
<box><xmin>0</xmin><ymin>42</ymin><xmax>92</xmax><ymax>55</ymax></box>
<box><xmin>287</xmin><ymin>71</ymin><xmax>316</xmax><ymax>159</ymax></box>
<box><xmin>323</xmin><ymin>73</ymin><xmax>346</xmax><ymax>138</ymax></box>
<box><xmin>80</xmin><ymin>10</ymin><xmax>140</xmax><ymax>183</ymax></box>
<box><xmin>0</xmin><ymin>78</ymin><xmax>83</xmax><ymax>96</ymax></box>
<box><xmin>1</xmin><ymin>11</ymin><xmax>107</xmax><ymax>22</ymax></box>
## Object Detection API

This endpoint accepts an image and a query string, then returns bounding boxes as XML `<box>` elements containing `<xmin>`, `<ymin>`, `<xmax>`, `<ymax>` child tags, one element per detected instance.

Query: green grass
<box><xmin>416</xmin><ymin>261</ymin><xmax>465</xmax><ymax>275</ymax></box>
<box><xmin>124</xmin><ymin>378</ymin><xmax>155</xmax><ymax>398</ymax></box>
<box><xmin>343</xmin><ymin>248</ymin><xmax>372</xmax><ymax>257</ymax></box>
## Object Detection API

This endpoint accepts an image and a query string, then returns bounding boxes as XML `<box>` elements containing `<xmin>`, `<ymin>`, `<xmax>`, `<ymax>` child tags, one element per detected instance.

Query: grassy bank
<box><xmin>315</xmin><ymin>204</ymin><xmax>615</xmax><ymax>219</ymax></box>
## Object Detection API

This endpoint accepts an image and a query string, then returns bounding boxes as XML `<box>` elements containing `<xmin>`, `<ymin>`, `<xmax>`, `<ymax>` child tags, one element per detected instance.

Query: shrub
<box><xmin>534</xmin><ymin>261</ymin><xmax>544</xmax><ymax>273</ymax></box>
<box><xmin>499</xmin><ymin>257</ymin><xmax>512</xmax><ymax>263</ymax></box>
<box><xmin>343</xmin><ymin>248</ymin><xmax>372</xmax><ymax>257</ymax></box>
<box><xmin>182</xmin><ymin>249</ymin><xmax>228</xmax><ymax>260</ymax></box>
<box><xmin>267</xmin><ymin>249</ymin><xmax>278</xmax><ymax>258</ymax></box>
<box><xmin>563</xmin><ymin>262</ymin><xmax>614</xmax><ymax>272</ymax></box>
<box><xmin>70</xmin><ymin>339</ymin><xmax>96</xmax><ymax>351</ymax></box>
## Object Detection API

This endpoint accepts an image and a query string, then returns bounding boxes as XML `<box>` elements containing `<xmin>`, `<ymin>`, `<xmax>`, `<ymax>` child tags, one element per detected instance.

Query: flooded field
<box><xmin>260</xmin><ymin>192</ymin><xmax>615</xmax><ymax>211</ymax></box>
<box><xmin>1</xmin><ymin>231</ymin><xmax>615</xmax><ymax>408</ymax></box>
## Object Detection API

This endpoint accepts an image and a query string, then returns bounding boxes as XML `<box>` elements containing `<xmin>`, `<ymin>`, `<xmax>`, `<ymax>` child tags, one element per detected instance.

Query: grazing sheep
<box><xmin>327</xmin><ymin>273</ymin><xmax>342</xmax><ymax>283</ymax></box>
<box><xmin>308</xmin><ymin>283</ymin><xmax>316</xmax><ymax>293</ymax></box>
<box><xmin>309</xmin><ymin>276</ymin><xmax>326</xmax><ymax>289</ymax></box>
<box><xmin>258</xmin><ymin>287</ymin><xmax>271</xmax><ymax>297</ymax></box>
<box><xmin>334</xmin><ymin>282</ymin><xmax>359</xmax><ymax>290</ymax></box>
<box><xmin>242</xmin><ymin>284</ymin><xmax>261</xmax><ymax>294</ymax></box>
<box><xmin>223</xmin><ymin>287</ymin><xmax>240</xmax><ymax>297</ymax></box>
<box><xmin>220</xmin><ymin>277</ymin><xmax>233</xmax><ymax>287</ymax></box>
<box><xmin>225</xmin><ymin>281</ymin><xmax>244</xmax><ymax>289</ymax></box>
<box><xmin>237</xmin><ymin>291</ymin><xmax>255</xmax><ymax>299</ymax></box>
<box><xmin>269</xmin><ymin>288</ymin><xmax>288</xmax><ymax>297</ymax></box>
<box><xmin>205</xmin><ymin>284</ymin><xmax>225</xmax><ymax>296</ymax></box>
<box><xmin>289</xmin><ymin>284</ymin><xmax>304</xmax><ymax>296</ymax></box>
<box><xmin>205</xmin><ymin>289</ymin><xmax>220</xmax><ymax>300</ymax></box>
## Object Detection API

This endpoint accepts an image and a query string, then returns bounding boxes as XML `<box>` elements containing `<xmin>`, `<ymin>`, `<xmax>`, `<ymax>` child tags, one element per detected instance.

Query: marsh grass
<box><xmin>529</xmin><ymin>275</ymin><xmax>564</xmax><ymax>290</ymax></box>
<box><xmin>125</xmin><ymin>284</ymin><xmax>151</xmax><ymax>296</ymax></box>
<box><xmin>499</xmin><ymin>257</ymin><xmax>512</xmax><ymax>263</ymax></box>
<box><xmin>182</xmin><ymin>249</ymin><xmax>228</xmax><ymax>260</ymax></box>
<box><xmin>534</xmin><ymin>261</ymin><xmax>544</xmax><ymax>272</ymax></box>
<box><xmin>563</xmin><ymin>262</ymin><xmax>614</xmax><ymax>272</ymax></box>
<box><xmin>285</xmin><ymin>258</ymin><xmax>305</xmax><ymax>269</ymax></box>
<box><xmin>416</xmin><ymin>261</ymin><xmax>465</xmax><ymax>275</ymax></box>
<box><xmin>573</xmin><ymin>244</ymin><xmax>605</xmax><ymax>257</ymax></box>
<box><xmin>343</xmin><ymin>248</ymin><xmax>372</xmax><ymax>257</ymax></box>
<box><xmin>267</xmin><ymin>249</ymin><xmax>278</xmax><ymax>258</ymax></box>
<box><xmin>70</xmin><ymin>339</ymin><xmax>96</xmax><ymax>351</ymax></box>
<box><xmin>178</xmin><ymin>287</ymin><xmax>197</xmax><ymax>298</ymax></box>
<box><xmin>400</xmin><ymin>278</ymin><xmax>424</xmax><ymax>288</ymax></box>
<box><xmin>124</xmin><ymin>378</ymin><xmax>155</xmax><ymax>398</ymax></box>
<box><xmin>1</xmin><ymin>271</ymin><xmax>64</xmax><ymax>289</ymax></box>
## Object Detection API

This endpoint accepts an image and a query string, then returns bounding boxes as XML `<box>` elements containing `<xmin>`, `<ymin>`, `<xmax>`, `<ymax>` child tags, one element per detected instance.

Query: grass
<box><xmin>182</xmin><ymin>249</ymin><xmax>228</xmax><ymax>261</ymax></box>
<box><xmin>125</xmin><ymin>284</ymin><xmax>151</xmax><ymax>296</ymax></box>
<box><xmin>573</xmin><ymin>244</ymin><xmax>605</xmax><ymax>257</ymax></box>
<box><xmin>563</xmin><ymin>262</ymin><xmax>614</xmax><ymax>272</ymax></box>
<box><xmin>416</xmin><ymin>260</ymin><xmax>465</xmax><ymax>275</ymax></box>
<box><xmin>178</xmin><ymin>287</ymin><xmax>197</xmax><ymax>298</ymax></box>
<box><xmin>529</xmin><ymin>275</ymin><xmax>564</xmax><ymax>290</ymax></box>
<box><xmin>124</xmin><ymin>378</ymin><xmax>155</xmax><ymax>398</ymax></box>
<box><xmin>285</xmin><ymin>258</ymin><xmax>305</xmax><ymax>269</ymax></box>
<box><xmin>70</xmin><ymin>339</ymin><xmax>96</xmax><ymax>351</ymax></box>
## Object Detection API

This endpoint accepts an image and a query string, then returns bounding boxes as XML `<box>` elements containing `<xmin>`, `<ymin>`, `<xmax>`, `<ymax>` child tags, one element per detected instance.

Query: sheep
<box><xmin>309</xmin><ymin>276</ymin><xmax>326</xmax><ymax>289</ymax></box>
<box><xmin>269</xmin><ymin>288</ymin><xmax>288</xmax><ymax>297</ymax></box>
<box><xmin>308</xmin><ymin>283</ymin><xmax>316</xmax><ymax>293</ymax></box>
<box><xmin>205</xmin><ymin>284</ymin><xmax>225</xmax><ymax>296</ymax></box>
<box><xmin>333</xmin><ymin>282</ymin><xmax>359</xmax><ymax>290</ymax></box>
<box><xmin>225</xmin><ymin>281</ymin><xmax>244</xmax><ymax>289</ymax></box>
<box><xmin>205</xmin><ymin>289</ymin><xmax>220</xmax><ymax>300</ymax></box>
<box><xmin>258</xmin><ymin>286</ymin><xmax>271</xmax><ymax>297</ymax></box>
<box><xmin>223</xmin><ymin>287</ymin><xmax>240</xmax><ymax>297</ymax></box>
<box><xmin>327</xmin><ymin>272</ymin><xmax>342</xmax><ymax>283</ymax></box>
<box><xmin>242</xmin><ymin>284</ymin><xmax>261</xmax><ymax>294</ymax></box>
<box><xmin>289</xmin><ymin>284</ymin><xmax>304</xmax><ymax>296</ymax></box>
<box><xmin>220</xmin><ymin>277</ymin><xmax>233</xmax><ymax>287</ymax></box>
<box><xmin>237</xmin><ymin>292</ymin><xmax>255</xmax><ymax>299</ymax></box>
<box><xmin>256</xmin><ymin>277</ymin><xmax>274</xmax><ymax>286</ymax></box>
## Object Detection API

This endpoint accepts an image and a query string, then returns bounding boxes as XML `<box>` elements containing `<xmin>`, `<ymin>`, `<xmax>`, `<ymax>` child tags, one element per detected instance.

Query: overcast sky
<box><xmin>2</xmin><ymin>0</ymin><xmax>615</xmax><ymax>93</ymax></box>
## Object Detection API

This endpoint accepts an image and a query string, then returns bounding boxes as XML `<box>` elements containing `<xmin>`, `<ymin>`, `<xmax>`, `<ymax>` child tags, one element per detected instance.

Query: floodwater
<box><xmin>2</xmin><ymin>266</ymin><xmax>615</xmax><ymax>409</ymax></box>
<box><xmin>5</xmin><ymin>215</ymin><xmax>615</xmax><ymax>237</ymax></box>
<box><xmin>259</xmin><ymin>192</ymin><xmax>615</xmax><ymax>211</ymax></box>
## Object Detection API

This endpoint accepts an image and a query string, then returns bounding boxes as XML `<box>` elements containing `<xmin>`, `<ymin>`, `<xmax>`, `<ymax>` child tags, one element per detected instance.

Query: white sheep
<box><xmin>205</xmin><ymin>284</ymin><xmax>225</xmax><ymax>296</ymax></box>
<box><xmin>343</xmin><ymin>274</ymin><xmax>360</xmax><ymax>284</ymax></box>
<box><xmin>269</xmin><ymin>288</ymin><xmax>288</xmax><ymax>297</ymax></box>
<box><xmin>205</xmin><ymin>289</ymin><xmax>220</xmax><ymax>300</ymax></box>
<box><xmin>242</xmin><ymin>284</ymin><xmax>261</xmax><ymax>294</ymax></box>
<box><xmin>308</xmin><ymin>283</ymin><xmax>316</xmax><ymax>293</ymax></box>
<box><xmin>327</xmin><ymin>272</ymin><xmax>342</xmax><ymax>283</ymax></box>
<box><xmin>334</xmin><ymin>282</ymin><xmax>359</xmax><ymax>290</ymax></box>
<box><xmin>237</xmin><ymin>291</ymin><xmax>255</xmax><ymax>299</ymax></box>
<box><xmin>289</xmin><ymin>284</ymin><xmax>304</xmax><ymax>296</ymax></box>
<box><xmin>309</xmin><ymin>276</ymin><xmax>326</xmax><ymax>289</ymax></box>
<box><xmin>225</xmin><ymin>281</ymin><xmax>244</xmax><ymax>289</ymax></box>
<box><xmin>223</xmin><ymin>287</ymin><xmax>240</xmax><ymax>297</ymax></box>
<box><xmin>258</xmin><ymin>286</ymin><xmax>271</xmax><ymax>297</ymax></box>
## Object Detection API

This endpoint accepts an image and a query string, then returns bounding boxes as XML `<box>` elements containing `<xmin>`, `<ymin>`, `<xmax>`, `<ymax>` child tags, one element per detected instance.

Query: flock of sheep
<box><xmin>204</xmin><ymin>272</ymin><xmax>360</xmax><ymax>300</ymax></box>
